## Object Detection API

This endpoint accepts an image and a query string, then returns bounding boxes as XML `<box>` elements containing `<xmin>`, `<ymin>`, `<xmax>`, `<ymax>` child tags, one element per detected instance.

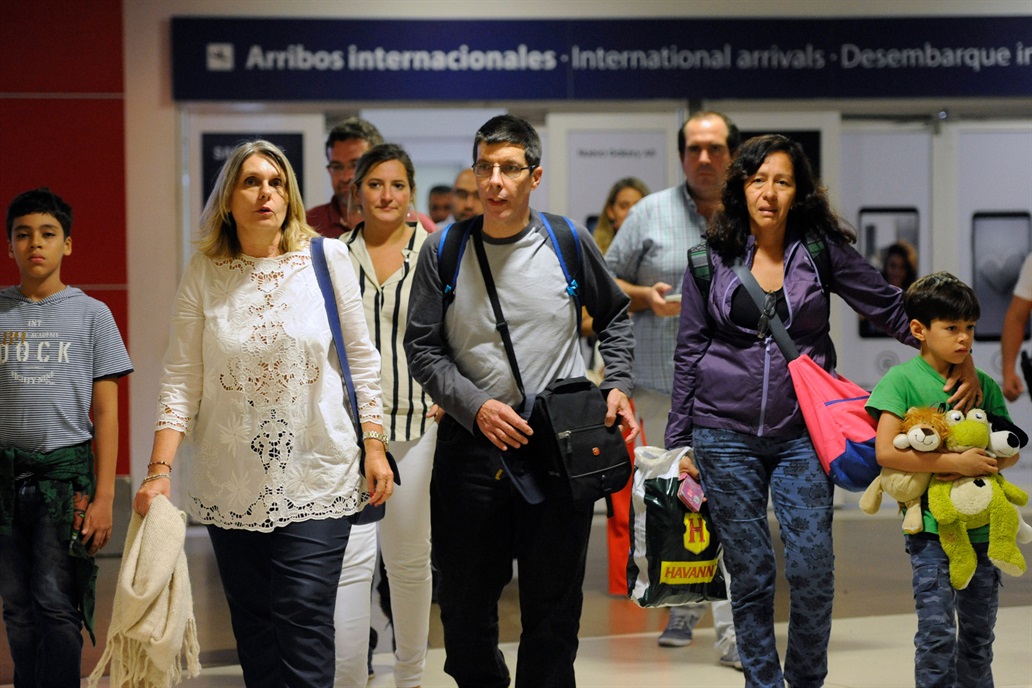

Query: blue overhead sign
<box><xmin>172</xmin><ymin>16</ymin><xmax>1032</xmax><ymax>101</ymax></box>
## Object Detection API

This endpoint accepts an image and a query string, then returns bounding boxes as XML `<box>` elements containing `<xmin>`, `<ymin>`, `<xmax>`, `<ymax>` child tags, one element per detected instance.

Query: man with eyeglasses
<box><xmin>307</xmin><ymin>117</ymin><xmax>436</xmax><ymax>237</ymax></box>
<box><xmin>604</xmin><ymin>110</ymin><xmax>743</xmax><ymax>669</ymax></box>
<box><xmin>405</xmin><ymin>114</ymin><xmax>637</xmax><ymax>688</ymax></box>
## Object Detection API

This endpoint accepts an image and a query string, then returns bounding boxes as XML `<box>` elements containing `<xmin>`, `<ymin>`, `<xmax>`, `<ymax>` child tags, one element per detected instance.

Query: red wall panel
<box><xmin>0</xmin><ymin>0</ymin><xmax>123</xmax><ymax>94</ymax></box>
<box><xmin>0</xmin><ymin>98</ymin><xmax>127</xmax><ymax>287</ymax></box>
<box><xmin>0</xmin><ymin>0</ymin><xmax>129</xmax><ymax>474</ymax></box>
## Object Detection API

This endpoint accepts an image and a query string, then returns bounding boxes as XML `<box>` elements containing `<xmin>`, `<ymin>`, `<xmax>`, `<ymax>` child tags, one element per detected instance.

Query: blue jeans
<box><xmin>206</xmin><ymin>515</ymin><xmax>352</xmax><ymax>688</ymax></box>
<box><xmin>431</xmin><ymin>415</ymin><xmax>594</xmax><ymax>688</ymax></box>
<box><xmin>693</xmin><ymin>428</ymin><xmax>835</xmax><ymax>688</ymax></box>
<box><xmin>906</xmin><ymin>535</ymin><xmax>1000</xmax><ymax>688</ymax></box>
<box><xmin>0</xmin><ymin>480</ymin><xmax>84</xmax><ymax>687</ymax></box>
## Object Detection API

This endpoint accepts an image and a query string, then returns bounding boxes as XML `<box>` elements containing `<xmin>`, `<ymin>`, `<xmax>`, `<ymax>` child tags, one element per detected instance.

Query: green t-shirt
<box><xmin>866</xmin><ymin>355</ymin><xmax>1011</xmax><ymax>540</ymax></box>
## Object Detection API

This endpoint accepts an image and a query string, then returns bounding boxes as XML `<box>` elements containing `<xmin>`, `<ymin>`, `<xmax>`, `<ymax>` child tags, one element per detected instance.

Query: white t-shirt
<box><xmin>1014</xmin><ymin>253</ymin><xmax>1032</xmax><ymax>302</ymax></box>
<box><xmin>155</xmin><ymin>240</ymin><xmax>382</xmax><ymax>531</ymax></box>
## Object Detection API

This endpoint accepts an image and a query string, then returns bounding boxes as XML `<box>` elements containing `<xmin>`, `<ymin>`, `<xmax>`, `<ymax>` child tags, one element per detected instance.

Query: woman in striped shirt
<box><xmin>335</xmin><ymin>143</ymin><xmax>435</xmax><ymax>688</ymax></box>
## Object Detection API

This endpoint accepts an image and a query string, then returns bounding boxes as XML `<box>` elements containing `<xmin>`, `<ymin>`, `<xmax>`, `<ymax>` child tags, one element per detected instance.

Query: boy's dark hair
<box><xmin>324</xmin><ymin>117</ymin><xmax>384</xmax><ymax>155</ymax></box>
<box><xmin>905</xmin><ymin>271</ymin><xmax>980</xmax><ymax>326</ymax></box>
<box><xmin>429</xmin><ymin>185</ymin><xmax>451</xmax><ymax>196</ymax></box>
<box><xmin>472</xmin><ymin>115</ymin><xmax>542</xmax><ymax>168</ymax></box>
<box><xmin>6</xmin><ymin>187</ymin><xmax>73</xmax><ymax>240</ymax></box>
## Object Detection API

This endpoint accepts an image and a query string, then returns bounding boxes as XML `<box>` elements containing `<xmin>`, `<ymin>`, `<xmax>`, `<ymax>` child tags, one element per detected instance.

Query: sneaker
<box><xmin>719</xmin><ymin>644</ymin><xmax>744</xmax><ymax>671</ymax></box>
<box><xmin>657</xmin><ymin>606</ymin><xmax>704</xmax><ymax>647</ymax></box>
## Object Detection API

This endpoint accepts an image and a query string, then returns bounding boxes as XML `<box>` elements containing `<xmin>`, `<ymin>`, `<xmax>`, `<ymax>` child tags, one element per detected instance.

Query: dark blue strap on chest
<box><xmin>311</xmin><ymin>236</ymin><xmax>362</xmax><ymax>434</ymax></box>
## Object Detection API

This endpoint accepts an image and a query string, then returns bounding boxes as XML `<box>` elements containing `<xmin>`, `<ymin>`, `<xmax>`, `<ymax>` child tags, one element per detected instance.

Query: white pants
<box><xmin>333</xmin><ymin>423</ymin><xmax>436</xmax><ymax>688</ymax></box>
<box><xmin>334</xmin><ymin>521</ymin><xmax>377</xmax><ymax>688</ymax></box>
<box><xmin>378</xmin><ymin>424</ymin><xmax>435</xmax><ymax>687</ymax></box>
<box><xmin>636</xmin><ymin>386</ymin><xmax>735</xmax><ymax>648</ymax></box>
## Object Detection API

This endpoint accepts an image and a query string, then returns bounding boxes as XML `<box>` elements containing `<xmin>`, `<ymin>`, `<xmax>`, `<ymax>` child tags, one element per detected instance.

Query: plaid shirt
<box><xmin>605</xmin><ymin>183</ymin><xmax>706</xmax><ymax>394</ymax></box>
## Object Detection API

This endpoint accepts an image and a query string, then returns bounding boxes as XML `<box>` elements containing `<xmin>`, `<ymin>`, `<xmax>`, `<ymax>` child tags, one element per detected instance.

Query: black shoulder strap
<box><xmin>687</xmin><ymin>241</ymin><xmax>713</xmax><ymax>302</ymax></box>
<box><xmin>730</xmin><ymin>259</ymin><xmax>801</xmax><ymax>362</ymax></box>
<box><xmin>471</xmin><ymin>228</ymin><xmax>528</xmax><ymax>412</ymax></box>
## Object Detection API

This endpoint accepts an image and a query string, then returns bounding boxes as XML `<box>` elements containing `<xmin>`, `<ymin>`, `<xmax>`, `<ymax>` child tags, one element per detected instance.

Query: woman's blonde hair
<box><xmin>197</xmin><ymin>139</ymin><xmax>317</xmax><ymax>259</ymax></box>
<box><xmin>593</xmin><ymin>177</ymin><xmax>650</xmax><ymax>255</ymax></box>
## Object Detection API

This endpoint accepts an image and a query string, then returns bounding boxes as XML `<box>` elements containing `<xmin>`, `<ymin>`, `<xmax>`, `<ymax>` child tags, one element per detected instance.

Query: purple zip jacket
<box><xmin>665</xmin><ymin>232</ymin><xmax>917</xmax><ymax>448</ymax></box>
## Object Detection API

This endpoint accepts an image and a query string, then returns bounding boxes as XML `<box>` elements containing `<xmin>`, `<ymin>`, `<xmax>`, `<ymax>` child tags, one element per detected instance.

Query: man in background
<box><xmin>427</xmin><ymin>185</ymin><xmax>452</xmax><ymax>224</ymax></box>
<box><xmin>605</xmin><ymin>110</ymin><xmax>742</xmax><ymax>669</ymax></box>
<box><xmin>307</xmin><ymin>117</ymin><xmax>436</xmax><ymax>236</ymax></box>
<box><xmin>450</xmin><ymin>168</ymin><xmax>483</xmax><ymax>223</ymax></box>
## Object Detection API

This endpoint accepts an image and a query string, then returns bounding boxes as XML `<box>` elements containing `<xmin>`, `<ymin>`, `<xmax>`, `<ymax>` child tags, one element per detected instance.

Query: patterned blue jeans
<box><xmin>906</xmin><ymin>535</ymin><xmax>1000</xmax><ymax>688</ymax></box>
<box><xmin>693</xmin><ymin>428</ymin><xmax>835</xmax><ymax>688</ymax></box>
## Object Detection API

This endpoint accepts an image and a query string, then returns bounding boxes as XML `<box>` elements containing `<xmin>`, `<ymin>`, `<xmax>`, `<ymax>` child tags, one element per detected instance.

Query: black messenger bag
<box><xmin>469</xmin><ymin>227</ymin><xmax>631</xmax><ymax>511</ymax></box>
<box><xmin>528</xmin><ymin>377</ymin><xmax>632</xmax><ymax>507</ymax></box>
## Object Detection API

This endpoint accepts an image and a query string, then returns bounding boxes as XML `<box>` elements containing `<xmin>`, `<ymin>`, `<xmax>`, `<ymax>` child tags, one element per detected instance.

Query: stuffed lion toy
<box><xmin>859</xmin><ymin>405</ymin><xmax>950</xmax><ymax>534</ymax></box>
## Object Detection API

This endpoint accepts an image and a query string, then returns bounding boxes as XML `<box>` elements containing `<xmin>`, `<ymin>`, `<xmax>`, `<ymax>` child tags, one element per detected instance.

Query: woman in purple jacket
<box><xmin>665</xmin><ymin>135</ymin><xmax>979</xmax><ymax>687</ymax></box>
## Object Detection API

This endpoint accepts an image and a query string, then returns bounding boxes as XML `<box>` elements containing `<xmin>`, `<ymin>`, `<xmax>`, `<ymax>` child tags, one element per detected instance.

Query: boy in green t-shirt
<box><xmin>866</xmin><ymin>272</ymin><xmax>1019</xmax><ymax>686</ymax></box>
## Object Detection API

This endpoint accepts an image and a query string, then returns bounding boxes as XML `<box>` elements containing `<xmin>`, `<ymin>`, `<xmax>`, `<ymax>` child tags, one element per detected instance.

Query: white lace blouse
<box><xmin>155</xmin><ymin>239</ymin><xmax>383</xmax><ymax>531</ymax></box>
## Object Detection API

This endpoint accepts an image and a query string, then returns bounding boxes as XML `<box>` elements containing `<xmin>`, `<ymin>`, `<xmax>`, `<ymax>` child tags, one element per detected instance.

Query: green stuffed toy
<box><xmin>927</xmin><ymin>474</ymin><xmax>1028</xmax><ymax>590</ymax></box>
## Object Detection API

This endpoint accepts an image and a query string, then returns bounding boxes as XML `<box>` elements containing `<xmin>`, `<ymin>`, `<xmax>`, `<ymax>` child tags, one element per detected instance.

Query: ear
<box><xmin>910</xmin><ymin>318</ymin><xmax>926</xmax><ymax>342</ymax></box>
<box><xmin>530</xmin><ymin>165</ymin><xmax>543</xmax><ymax>190</ymax></box>
<box><xmin>64</xmin><ymin>236</ymin><xmax>73</xmax><ymax>257</ymax></box>
<box><xmin>7</xmin><ymin>241</ymin><xmax>13</xmax><ymax>260</ymax></box>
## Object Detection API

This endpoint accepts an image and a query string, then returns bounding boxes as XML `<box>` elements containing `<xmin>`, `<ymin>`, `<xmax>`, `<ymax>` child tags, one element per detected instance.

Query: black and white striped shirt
<box><xmin>345</xmin><ymin>224</ymin><xmax>432</xmax><ymax>442</ymax></box>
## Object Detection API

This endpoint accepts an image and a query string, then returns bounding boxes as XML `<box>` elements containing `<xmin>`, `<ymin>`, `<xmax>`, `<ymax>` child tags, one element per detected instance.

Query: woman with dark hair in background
<box><xmin>882</xmin><ymin>241</ymin><xmax>918</xmax><ymax>290</ymax></box>
<box><xmin>666</xmin><ymin>135</ymin><xmax>979</xmax><ymax>686</ymax></box>
<box><xmin>134</xmin><ymin>139</ymin><xmax>393</xmax><ymax>688</ymax></box>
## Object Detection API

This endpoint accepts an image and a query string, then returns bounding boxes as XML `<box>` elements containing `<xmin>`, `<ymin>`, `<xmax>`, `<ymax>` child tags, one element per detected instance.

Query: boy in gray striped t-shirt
<box><xmin>1</xmin><ymin>188</ymin><xmax>132</xmax><ymax>684</ymax></box>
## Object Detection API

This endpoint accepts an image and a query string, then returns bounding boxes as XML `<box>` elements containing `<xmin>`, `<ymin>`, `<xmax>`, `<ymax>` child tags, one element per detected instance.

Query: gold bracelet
<box><xmin>362</xmin><ymin>431</ymin><xmax>390</xmax><ymax>451</ymax></box>
<box><xmin>148</xmin><ymin>460</ymin><xmax>172</xmax><ymax>469</ymax></box>
<box><xmin>141</xmin><ymin>473</ymin><xmax>171</xmax><ymax>485</ymax></box>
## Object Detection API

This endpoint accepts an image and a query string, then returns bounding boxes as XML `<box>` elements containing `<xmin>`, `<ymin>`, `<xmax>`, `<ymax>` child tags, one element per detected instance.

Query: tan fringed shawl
<box><xmin>88</xmin><ymin>495</ymin><xmax>201</xmax><ymax>687</ymax></box>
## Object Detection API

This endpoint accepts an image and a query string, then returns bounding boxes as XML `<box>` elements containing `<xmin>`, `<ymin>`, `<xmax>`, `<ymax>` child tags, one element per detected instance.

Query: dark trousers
<box><xmin>206</xmin><ymin>515</ymin><xmax>352</xmax><ymax>688</ymax></box>
<box><xmin>431</xmin><ymin>415</ymin><xmax>594</xmax><ymax>688</ymax></box>
<box><xmin>0</xmin><ymin>481</ymin><xmax>83</xmax><ymax>688</ymax></box>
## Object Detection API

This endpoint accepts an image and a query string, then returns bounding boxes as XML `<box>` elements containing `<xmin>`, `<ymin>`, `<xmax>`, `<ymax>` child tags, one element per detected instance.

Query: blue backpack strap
<box><xmin>539</xmin><ymin>212</ymin><xmax>583</xmax><ymax>332</ymax></box>
<box><xmin>311</xmin><ymin>237</ymin><xmax>401</xmax><ymax>493</ymax></box>
<box><xmin>438</xmin><ymin>219</ymin><xmax>478</xmax><ymax>311</ymax></box>
<box><xmin>311</xmin><ymin>237</ymin><xmax>361</xmax><ymax>433</ymax></box>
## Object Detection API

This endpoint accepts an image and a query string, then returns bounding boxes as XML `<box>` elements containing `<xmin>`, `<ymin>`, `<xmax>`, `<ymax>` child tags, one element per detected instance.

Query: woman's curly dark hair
<box><xmin>707</xmin><ymin>134</ymin><xmax>855</xmax><ymax>260</ymax></box>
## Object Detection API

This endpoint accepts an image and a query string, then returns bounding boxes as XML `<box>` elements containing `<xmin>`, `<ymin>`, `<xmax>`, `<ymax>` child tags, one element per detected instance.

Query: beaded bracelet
<box><xmin>141</xmin><ymin>473</ymin><xmax>171</xmax><ymax>485</ymax></box>
<box><xmin>148</xmin><ymin>460</ymin><xmax>172</xmax><ymax>469</ymax></box>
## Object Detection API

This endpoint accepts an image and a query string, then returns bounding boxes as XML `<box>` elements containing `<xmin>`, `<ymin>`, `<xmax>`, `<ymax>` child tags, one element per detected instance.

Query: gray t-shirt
<box><xmin>0</xmin><ymin>286</ymin><xmax>133</xmax><ymax>453</ymax></box>
<box><xmin>446</xmin><ymin>224</ymin><xmax>586</xmax><ymax>409</ymax></box>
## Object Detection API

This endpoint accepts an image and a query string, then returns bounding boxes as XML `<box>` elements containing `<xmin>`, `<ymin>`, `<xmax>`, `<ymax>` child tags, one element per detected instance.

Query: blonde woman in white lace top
<box><xmin>133</xmin><ymin>140</ymin><xmax>392</xmax><ymax>688</ymax></box>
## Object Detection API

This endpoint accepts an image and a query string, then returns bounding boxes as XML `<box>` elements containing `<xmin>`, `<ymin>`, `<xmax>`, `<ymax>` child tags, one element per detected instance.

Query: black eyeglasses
<box><xmin>326</xmin><ymin>161</ymin><xmax>358</xmax><ymax>174</ymax></box>
<box><xmin>471</xmin><ymin>162</ymin><xmax>535</xmax><ymax>180</ymax></box>
<box><xmin>757</xmin><ymin>291</ymin><xmax>777</xmax><ymax>340</ymax></box>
